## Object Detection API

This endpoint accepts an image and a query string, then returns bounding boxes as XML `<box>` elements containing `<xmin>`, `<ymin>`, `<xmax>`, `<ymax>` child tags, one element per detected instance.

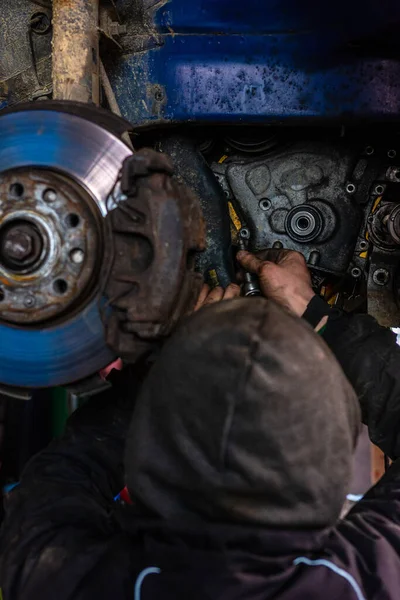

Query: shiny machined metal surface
<box><xmin>0</xmin><ymin>108</ymin><xmax>132</xmax><ymax>388</ymax></box>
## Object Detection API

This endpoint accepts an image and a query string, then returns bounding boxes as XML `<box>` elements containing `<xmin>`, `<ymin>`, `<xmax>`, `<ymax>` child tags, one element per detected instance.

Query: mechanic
<box><xmin>1</xmin><ymin>250</ymin><xmax>400</xmax><ymax>599</ymax></box>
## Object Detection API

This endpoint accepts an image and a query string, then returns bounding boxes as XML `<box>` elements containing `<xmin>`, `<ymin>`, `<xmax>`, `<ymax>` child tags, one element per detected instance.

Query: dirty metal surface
<box><xmin>211</xmin><ymin>141</ymin><xmax>367</xmax><ymax>275</ymax></box>
<box><xmin>367</xmin><ymin>200</ymin><xmax>400</xmax><ymax>327</ymax></box>
<box><xmin>2</xmin><ymin>0</ymin><xmax>400</xmax><ymax>123</ymax></box>
<box><xmin>0</xmin><ymin>0</ymin><xmax>52</xmax><ymax>107</ymax></box>
<box><xmin>367</xmin><ymin>248</ymin><xmax>400</xmax><ymax>328</ymax></box>
<box><xmin>106</xmin><ymin>0</ymin><xmax>400</xmax><ymax>127</ymax></box>
<box><xmin>0</xmin><ymin>169</ymin><xmax>101</xmax><ymax>324</ymax></box>
<box><xmin>158</xmin><ymin>136</ymin><xmax>234</xmax><ymax>287</ymax></box>
<box><xmin>52</xmin><ymin>0</ymin><xmax>100</xmax><ymax>104</ymax></box>
<box><xmin>101</xmin><ymin>148</ymin><xmax>205</xmax><ymax>362</ymax></box>
<box><xmin>0</xmin><ymin>107</ymin><xmax>132</xmax><ymax>388</ymax></box>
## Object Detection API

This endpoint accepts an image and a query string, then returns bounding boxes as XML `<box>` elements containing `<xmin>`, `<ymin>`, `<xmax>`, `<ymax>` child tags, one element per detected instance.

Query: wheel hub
<box><xmin>0</xmin><ymin>169</ymin><xmax>101</xmax><ymax>324</ymax></box>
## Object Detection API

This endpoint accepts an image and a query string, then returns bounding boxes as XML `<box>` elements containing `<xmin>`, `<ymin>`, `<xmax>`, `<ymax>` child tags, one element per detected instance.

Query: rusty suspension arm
<box><xmin>52</xmin><ymin>0</ymin><xmax>100</xmax><ymax>104</ymax></box>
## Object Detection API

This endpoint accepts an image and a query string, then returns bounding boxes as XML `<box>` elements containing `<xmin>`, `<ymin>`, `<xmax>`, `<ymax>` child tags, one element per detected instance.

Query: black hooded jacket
<box><xmin>1</xmin><ymin>301</ymin><xmax>400</xmax><ymax>600</ymax></box>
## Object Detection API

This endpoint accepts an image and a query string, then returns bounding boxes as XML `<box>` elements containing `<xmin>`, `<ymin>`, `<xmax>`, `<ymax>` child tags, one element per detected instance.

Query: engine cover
<box><xmin>213</xmin><ymin>141</ymin><xmax>367</xmax><ymax>274</ymax></box>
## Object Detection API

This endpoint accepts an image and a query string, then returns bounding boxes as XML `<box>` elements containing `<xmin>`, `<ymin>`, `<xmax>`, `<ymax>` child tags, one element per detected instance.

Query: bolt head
<box><xmin>43</xmin><ymin>188</ymin><xmax>57</xmax><ymax>202</ymax></box>
<box><xmin>259</xmin><ymin>199</ymin><xmax>271</xmax><ymax>211</ymax></box>
<box><xmin>3</xmin><ymin>229</ymin><xmax>33</xmax><ymax>261</ymax></box>
<box><xmin>24</xmin><ymin>295</ymin><xmax>36</xmax><ymax>308</ymax></box>
<box><xmin>373</xmin><ymin>269</ymin><xmax>390</xmax><ymax>286</ymax></box>
<box><xmin>70</xmin><ymin>248</ymin><xmax>84</xmax><ymax>264</ymax></box>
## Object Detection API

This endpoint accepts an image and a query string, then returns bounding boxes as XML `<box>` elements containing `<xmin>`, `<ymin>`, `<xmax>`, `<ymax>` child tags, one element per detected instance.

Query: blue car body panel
<box><xmin>109</xmin><ymin>0</ymin><xmax>400</xmax><ymax>127</ymax></box>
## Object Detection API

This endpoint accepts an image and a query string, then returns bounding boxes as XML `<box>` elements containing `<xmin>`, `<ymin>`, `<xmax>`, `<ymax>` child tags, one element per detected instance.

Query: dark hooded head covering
<box><xmin>125</xmin><ymin>299</ymin><xmax>360</xmax><ymax>528</ymax></box>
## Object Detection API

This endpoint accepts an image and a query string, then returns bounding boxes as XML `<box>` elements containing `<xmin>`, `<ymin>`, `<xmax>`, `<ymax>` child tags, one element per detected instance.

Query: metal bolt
<box><xmin>43</xmin><ymin>188</ymin><xmax>57</xmax><ymax>202</ymax></box>
<box><xmin>351</xmin><ymin>267</ymin><xmax>362</xmax><ymax>278</ymax></box>
<box><xmin>3</xmin><ymin>229</ymin><xmax>33</xmax><ymax>261</ymax></box>
<box><xmin>259</xmin><ymin>198</ymin><xmax>271</xmax><ymax>211</ymax></box>
<box><xmin>239</xmin><ymin>228</ymin><xmax>250</xmax><ymax>240</ymax></box>
<box><xmin>359</xmin><ymin>240</ymin><xmax>368</xmax><ymax>250</ymax></box>
<box><xmin>308</xmin><ymin>251</ymin><xmax>320</xmax><ymax>266</ymax></box>
<box><xmin>70</xmin><ymin>248</ymin><xmax>85</xmax><ymax>264</ymax></box>
<box><xmin>374</xmin><ymin>184</ymin><xmax>385</xmax><ymax>195</ymax></box>
<box><xmin>346</xmin><ymin>183</ymin><xmax>356</xmax><ymax>194</ymax></box>
<box><xmin>365</xmin><ymin>146</ymin><xmax>374</xmax><ymax>155</ymax></box>
<box><xmin>24</xmin><ymin>294</ymin><xmax>36</xmax><ymax>308</ymax></box>
<box><xmin>373</xmin><ymin>268</ymin><xmax>390</xmax><ymax>286</ymax></box>
<box><xmin>388</xmin><ymin>149</ymin><xmax>397</xmax><ymax>159</ymax></box>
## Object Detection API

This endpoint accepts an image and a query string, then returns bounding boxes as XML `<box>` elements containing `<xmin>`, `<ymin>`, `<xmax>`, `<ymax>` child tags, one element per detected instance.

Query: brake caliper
<box><xmin>100</xmin><ymin>148</ymin><xmax>205</xmax><ymax>362</ymax></box>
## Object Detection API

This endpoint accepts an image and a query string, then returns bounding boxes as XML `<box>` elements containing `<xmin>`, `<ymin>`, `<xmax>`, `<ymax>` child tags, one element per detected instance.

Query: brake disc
<box><xmin>0</xmin><ymin>107</ymin><xmax>131</xmax><ymax>388</ymax></box>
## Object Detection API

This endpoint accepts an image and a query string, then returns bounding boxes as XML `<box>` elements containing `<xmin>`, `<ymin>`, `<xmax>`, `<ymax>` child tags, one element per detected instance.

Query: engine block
<box><xmin>212</xmin><ymin>140</ymin><xmax>378</xmax><ymax>275</ymax></box>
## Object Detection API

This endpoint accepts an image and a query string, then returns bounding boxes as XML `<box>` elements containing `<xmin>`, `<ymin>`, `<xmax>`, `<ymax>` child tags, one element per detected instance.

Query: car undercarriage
<box><xmin>1</xmin><ymin>0</ymin><xmax>400</xmax><ymax>400</ymax></box>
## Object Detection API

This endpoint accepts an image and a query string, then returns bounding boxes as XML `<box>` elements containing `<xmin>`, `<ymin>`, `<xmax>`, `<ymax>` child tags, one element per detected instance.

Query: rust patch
<box><xmin>52</xmin><ymin>0</ymin><xmax>100</xmax><ymax>104</ymax></box>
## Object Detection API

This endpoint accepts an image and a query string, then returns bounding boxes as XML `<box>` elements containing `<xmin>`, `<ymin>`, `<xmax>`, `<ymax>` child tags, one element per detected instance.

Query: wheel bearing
<box><xmin>285</xmin><ymin>205</ymin><xmax>323</xmax><ymax>243</ymax></box>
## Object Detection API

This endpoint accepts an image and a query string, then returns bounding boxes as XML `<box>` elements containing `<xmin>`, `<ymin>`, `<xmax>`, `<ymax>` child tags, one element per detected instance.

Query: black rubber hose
<box><xmin>158</xmin><ymin>135</ymin><xmax>234</xmax><ymax>287</ymax></box>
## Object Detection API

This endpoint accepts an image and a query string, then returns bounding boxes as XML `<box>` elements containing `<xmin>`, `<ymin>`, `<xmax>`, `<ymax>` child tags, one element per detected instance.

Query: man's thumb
<box><xmin>236</xmin><ymin>251</ymin><xmax>263</xmax><ymax>274</ymax></box>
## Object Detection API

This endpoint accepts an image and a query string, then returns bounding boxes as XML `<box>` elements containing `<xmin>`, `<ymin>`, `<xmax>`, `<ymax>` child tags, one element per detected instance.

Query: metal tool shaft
<box><xmin>238</xmin><ymin>232</ymin><xmax>261</xmax><ymax>297</ymax></box>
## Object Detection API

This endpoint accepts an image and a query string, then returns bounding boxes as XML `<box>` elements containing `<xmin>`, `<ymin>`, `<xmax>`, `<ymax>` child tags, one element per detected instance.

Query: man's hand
<box><xmin>194</xmin><ymin>283</ymin><xmax>240</xmax><ymax>312</ymax></box>
<box><xmin>236</xmin><ymin>249</ymin><xmax>315</xmax><ymax>317</ymax></box>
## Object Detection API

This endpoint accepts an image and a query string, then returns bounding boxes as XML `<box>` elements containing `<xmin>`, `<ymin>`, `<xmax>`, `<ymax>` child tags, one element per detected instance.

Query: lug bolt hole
<box><xmin>9</xmin><ymin>183</ymin><xmax>24</xmax><ymax>198</ymax></box>
<box><xmin>53</xmin><ymin>279</ymin><xmax>68</xmax><ymax>294</ymax></box>
<box><xmin>66</xmin><ymin>213</ymin><xmax>80</xmax><ymax>228</ymax></box>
